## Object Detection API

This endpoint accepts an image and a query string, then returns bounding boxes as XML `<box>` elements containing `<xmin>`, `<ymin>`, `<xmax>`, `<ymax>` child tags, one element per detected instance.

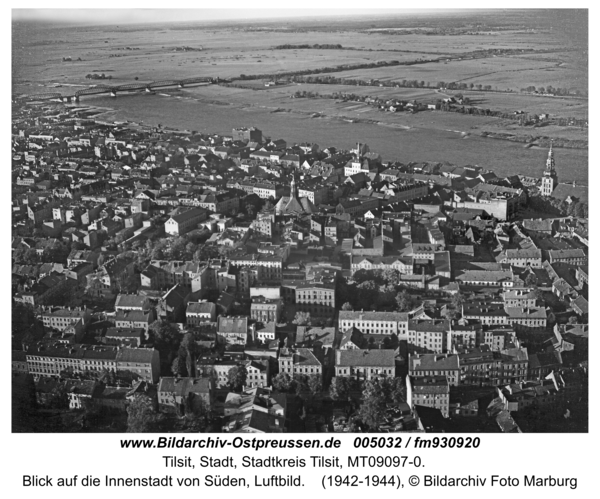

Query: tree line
<box><xmin>273</xmin><ymin>44</ymin><xmax>343</xmax><ymax>50</ymax></box>
<box><xmin>237</xmin><ymin>56</ymin><xmax>442</xmax><ymax>81</ymax></box>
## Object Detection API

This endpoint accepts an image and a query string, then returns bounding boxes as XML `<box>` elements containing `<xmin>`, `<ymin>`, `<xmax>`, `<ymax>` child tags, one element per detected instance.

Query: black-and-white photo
<box><xmin>12</xmin><ymin>8</ymin><xmax>588</xmax><ymax>434</ymax></box>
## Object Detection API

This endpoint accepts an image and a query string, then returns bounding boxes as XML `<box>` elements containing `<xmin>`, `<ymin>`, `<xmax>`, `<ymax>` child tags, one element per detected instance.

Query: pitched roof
<box><xmin>115</xmin><ymin>294</ymin><xmax>147</xmax><ymax>309</ymax></box>
<box><xmin>572</xmin><ymin>296</ymin><xmax>589</xmax><ymax>314</ymax></box>
<box><xmin>169</xmin><ymin>207</ymin><xmax>206</xmax><ymax>223</ymax></box>
<box><xmin>105</xmin><ymin>327</ymin><xmax>144</xmax><ymax>339</ymax></box>
<box><xmin>409</xmin><ymin>353</ymin><xmax>459</xmax><ymax>371</ymax></box>
<box><xmin>410</xmin><ymin>376</ymin><xmax>450</xmax><ymax>393</ymax></box>
<box><xmin>158</xmin><ymin>377</ymin><xmax>211</xmax><ymax>395</ymax></box>
<box><xmin>504</xmin><ymin>307</ymin><xmax>547</xmax><ymax>319</ymax></box>
<box><xmin>280</xmin><ymin>347</ymin><xmax>321</xmax><ymax>366</ymax></box>
<box><xmin>217</xmin><ymin>316</ymin><xmax>248</xmax><ymax>334</ymax></box>
<box><xmin>115</xmin><ymin>310</ymin><xmax>153</xmax><ymax>323</ymax></box>
<box><xmin>458</xmin><ymin>269</ymin><xmax>513</xmax><ymax>283</ymax></box>
<box><xmin>339</xmin><ymin>310</ymin><xmax>409</xmax><ymax>322</ymax></box>
<box><xmin>336</xmin><ymin>349</ymin><xmax>395</xmax><ymax>367</ymax></box>
<box><xmin>408</xmin><ymin>319</ymin><xmax>449</xmax><ymax>332</ymax></box>
<box><xmin>116</xmin><ymin>348</ymin><xmax>157</xmax><ymax>364</ymax></box>
<box><xmin>186</xmin><ymin>302</ymin><xmax>216</xmax><ymax>314</ymax></box>
<box><xmin>548</xmin><ymin>249</ymin><xmax>586</xmax><ymax>259</ymax></box>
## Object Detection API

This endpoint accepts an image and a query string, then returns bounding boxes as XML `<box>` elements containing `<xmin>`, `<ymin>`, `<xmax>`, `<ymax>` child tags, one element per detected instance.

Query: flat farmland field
<box><xmin>330</xmin><ymin>29</ymin><xmax>566</xmax><ymax>54</ymax></box>
<box><xmin>236</xmin><ymin>81</ymin><xmax>587</xmax><ymax>121</ymax></box>
<box><xmin>235</xmin><ymin>81</ymin><xmax>444</xmax><ymax>102</ymax></box>
<box><xmin>457</xmin><ymin>91</ymin><xmax>588</xmax><ymax>119</ymax></box>
<box><xmin>316</xmin><ymin>55</ymin><xmax>584</xmax><ymax>93</ymax></box>
<box><xmin>13</xmin><ymin>29</ymin><xmax>440</xmax><ymax>92</ymax></box>
<box><xmin>14</xmin><ymin>13</ymin><xmax>585</xmax><ymax>95</ymax></box>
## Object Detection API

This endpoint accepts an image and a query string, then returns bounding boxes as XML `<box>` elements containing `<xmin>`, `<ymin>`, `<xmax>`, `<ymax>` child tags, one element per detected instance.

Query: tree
<box><xmin>377</xmin><ymin>284</ymin><xmax>397</xmax><ymax>308</ymax></box>
<box><xmin>149</xmin><ymin>239</ymin><xmax>169</xmax><ymax>260</ymax></box>
<box><xmin>341</xmin><ymin>302</ymin><xmax>353</xmax><ymax>311</ymax></box>
<box><xmin>171</xmin><ymin>354</ymin><xmax>186</xmax><ymax>377</ymax></box>
<box><xmin>180</xmin><ymin>332</ymin><xmax>198</xmax><ymax>377</ymax></box>
<box><xmin>444</xmin><ymin>307</ymin><xmax>458</xmax><ymax>321</ymax></box>
<box><xmin>12</xmin><ymin>302</ymin><xmax>41</xmax><ymax>340</ymax></box>
<box><xmin>524</xmin><ymin>274</ymin><xmax>538</xmax><ymax>287</ymax></box>
<box><xmin>127</xmin><ymin>393</ymin><xmax>158</xmax><ymax>433</ymax></box>
<box><xmin>194</xmin><ymin>244</ymin><xmax>219</xmax><ymax>261</ymax></box>
<box><xmin>121</xmin><ymin>271</ymin><xmax>140</xmax><ymax>293</ymax></box>
<box><xmin>182</xmin><ymin>394</ymin><xmax>210</xmax><ymax>431</ymax></box>
<box><xmin>384</xmin><ymin>377</ymin><xmax>406</xmax><ymax>405</ymax></box>
<box><xmin>395</xmin><ymin>290</ymin><xmax>416</xmax><ymax>312</ymax></box>
<box><xmin>81</xmin><ymin>398</ymin><xmax>103</xmax><ymax>427</ymax></box>
<box><xmin>451</xmin><ymin>292</ymin><xmax>465</xmax><ymax>310</ymax></box>
<box><xmin>42</xmin><ymin>242</ymin><xmax>70</xmax><ymax>264</ymax></box>
<box><xmin>227</xmin><ymin>365</ymin><xmax>247</xmax><ymax>392</ymax></box>
<box><xmin>357</xmin><ymin>378</ymin><xmax>389</xmax><ymax>430</ymax></box>
<box><xmin>49</xmin><ymin>382</ymin><xmax>69</xmax><ymax>409</ymax></box>
<box><xmin>293</xmin><ymin>374</ymin><xmax>309</xmax><ymax>396</ymax></box>
<box><xmin>307</xmin><ymin>374</ymin><xmax>322</xmax><ymax>397</ymax></box>
<box><xmin>272</xmin><ymin>372</ymin><xmax>294</xmax><ymax>392</ymax></box>
<box><xmin>170</xmin><ymin>237</ymin><xmax>189</xmax><ymax>260</ymax></box>
<box><xmin>97</xmin><ymin>253</ymin><xmax>106</xmax><ymax>267</ymax></box>
<box><xmin>532</xmin><ymin>286</ymin><xmax>545</xmax><ymax>303</ymax></box>
<box><xmin>329</xmin><ymin>376</ymin><xmax>352</xmax><ymax>401</ymax></box>
<box><xmin>13</xmin><ymin>247</ymin><xmax>40</xmax><ymax>265</ymax></box>
<box><xmin>381</xmin><ymin>268</ymin><xmax>401</xmax><ymax>287</ymax></box>
<box><xmin>217</xmin><ymin>245</ymin><xmax>234</xmax><ymax>258</ymax></box>
<box><xmin>352</xmin><ymin>269</ymin><xmax>374</xmax><ymax>284</ymax></box>
<box><xmin>335</xmin><ymin>277</ymin><xmax>354</xmax><ymax>308</ymax></box>
<box><xmin>357</xmin><ymin>280</ymin><xmax>379</xmax><ymax>309</ymax></box>
<box><xmin>149</xmin><ymin>320</ymin><xmax>181</xmax><ymax>369</ymax></box>
<box><xmin>293</xmin><ymin>311</ymin><xmax>312</xmax><ymax>326</ymax></box>
<box><xmin>574</xmin><ymin>203</ymin><xmax>588</xmax><ymax>218</ymax></box>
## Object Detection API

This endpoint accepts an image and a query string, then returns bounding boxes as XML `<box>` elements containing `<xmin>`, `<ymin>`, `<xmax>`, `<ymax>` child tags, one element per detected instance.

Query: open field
<box><xmin>14</xmin><ymin>10</ymin><xmax>586</xmax><ymax>94</ymax></box>
<box><xmin>14</xmin><ymin>42</ymin><xmax>438</xmax><ymax>89</ymax></box>
<box><xmin>316</xmin><ymin>55</ymin><xmax>585</xmax><ymax>93</ymax></box>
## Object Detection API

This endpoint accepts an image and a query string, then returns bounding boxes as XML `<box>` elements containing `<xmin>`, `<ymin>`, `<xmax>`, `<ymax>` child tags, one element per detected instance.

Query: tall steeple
<box><xmin>275</xmin><ymin>169</ymin><xmax>305</xmax><ymax>216</ymax></box>
<box><xmin>290</xmin><ymin>171</ymin><xmax>297</xmax><ymax>198</ymax></box>
<box><xmin>541</xmin><ymin>141</ymin><xmax>558</xmax><ymax>196</ymax></box>
<box><xmin>546</xmin><ymin>141</ymin><xmax>555</xmax><ymax>172</ymax></box>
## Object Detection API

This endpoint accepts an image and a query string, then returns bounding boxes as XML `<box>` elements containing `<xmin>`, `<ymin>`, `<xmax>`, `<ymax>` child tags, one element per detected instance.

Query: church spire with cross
<box><xmin>546</xmin><ymin>141</ymin><xmax>556</xmax><ymax>172</ymax></box>
<box><xmin>541</xmin><ymin>141</ymin><xmax>558</xmax><ymax>196</ymax></box>
<box><xmin>290</xmin><ymin>170</ymin><xmax>297</xmax><ymax>198</ymax></box>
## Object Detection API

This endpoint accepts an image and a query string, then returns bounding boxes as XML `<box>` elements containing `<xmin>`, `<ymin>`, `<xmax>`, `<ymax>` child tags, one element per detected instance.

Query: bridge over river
<box><xmin>14</xmin><ymin>76</ymin><xmax>220</xmax><ymax>103</ymax></box>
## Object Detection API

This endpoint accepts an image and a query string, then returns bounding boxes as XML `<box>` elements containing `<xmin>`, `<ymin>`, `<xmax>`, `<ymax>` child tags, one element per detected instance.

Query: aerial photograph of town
<box><xmin>11</xmin><ymin>8</ymin><xmax>588</xmax><ymax>433</ymax></box>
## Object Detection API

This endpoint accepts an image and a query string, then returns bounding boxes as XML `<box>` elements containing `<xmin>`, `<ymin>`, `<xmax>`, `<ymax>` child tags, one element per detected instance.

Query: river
<box><xmin>87</xmin><ymin>91</ymin><xmax>588</xmax><ymax>185</ymax></box>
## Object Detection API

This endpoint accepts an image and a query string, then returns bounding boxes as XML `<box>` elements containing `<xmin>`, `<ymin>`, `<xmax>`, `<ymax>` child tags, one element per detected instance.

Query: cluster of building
<box><xmin>12</xmin><ymin>103</ymin><xmax>588</xmax><ymax>432</ymax></box>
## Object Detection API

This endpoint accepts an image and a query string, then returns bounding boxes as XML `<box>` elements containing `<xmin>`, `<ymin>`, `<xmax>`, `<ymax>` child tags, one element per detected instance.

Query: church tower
<box><xmin>290</xmin><ymin>171</ymin><xmax>297</xmax><ymax>198</ymax></box>
<box><xmin>541</xmin><ymin>142</ymin><xmax>558</xmax><ymax>196</ymax></box>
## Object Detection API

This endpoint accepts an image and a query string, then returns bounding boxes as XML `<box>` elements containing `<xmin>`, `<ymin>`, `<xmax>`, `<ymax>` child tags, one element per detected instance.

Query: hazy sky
<box><xmin>12</xmin><ymin>7</ymin><xmax>453</xmax><ymax>26</ymax></box>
